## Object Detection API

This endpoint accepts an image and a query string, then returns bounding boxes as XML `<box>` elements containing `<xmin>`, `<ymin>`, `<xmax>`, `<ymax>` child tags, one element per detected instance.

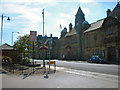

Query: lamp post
<box><xmin>1</xmin><ymin>14</ymin><xmax>10</xmax><ymax>46</ymax></box>
<box><xmin>12</xmin><ymin>32</ymin><xmax>19</xmax><ymax>46</ymax></box>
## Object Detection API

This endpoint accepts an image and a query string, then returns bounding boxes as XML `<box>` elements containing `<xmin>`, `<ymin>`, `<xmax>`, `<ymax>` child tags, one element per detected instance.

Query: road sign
<box><xmin>27</xmin><ymin>43</ymin><xmax>32</xmax><ymax>46</ymax></box>
<box><xmin>47</xmin><ymin>61</ymin><xmax>55</xmax><ymax>64</ymax></box>
<box><xmin>30</xmin><ymin>31</ymin><xmax>37</xmax><ymax>41</ymax></box>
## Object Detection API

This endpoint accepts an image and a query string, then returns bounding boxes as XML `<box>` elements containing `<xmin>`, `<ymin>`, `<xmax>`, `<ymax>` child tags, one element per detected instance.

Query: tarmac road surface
<box><xmin>34</xmin><ymin>59</ymin><xmax>119</xmax><ymax>76</ymax></box>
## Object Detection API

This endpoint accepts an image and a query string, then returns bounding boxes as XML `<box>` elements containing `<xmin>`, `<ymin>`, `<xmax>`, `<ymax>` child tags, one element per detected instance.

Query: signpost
<box><xmin>30</xmin><ymin>31</ymin><xmax>37</xmax><ymax>42</ymax></box>
<box><xmin>30</xmin><ymin>31</ymin><xmax>37</xmax><ymax>73</ymax></box>
<box><xmin>47</xmin><ymin>61</ymin><xmax>56</xmax><ymax>73</ymax></box>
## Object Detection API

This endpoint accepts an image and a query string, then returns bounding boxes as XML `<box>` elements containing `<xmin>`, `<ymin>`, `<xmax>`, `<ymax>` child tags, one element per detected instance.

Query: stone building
<box><xmin>36</xmin><ymin>34</ymin><xmax>58</xmax><ymax>59</ymax></box>
<box><xmin>57</xmin><ymin>7</ymin><xmax>89</xmax><ymax>60</ymax></box>
<box><xmin>84</xmin><ymin>2</ymin><xmax>120</xmax><ymax>64</ymax></box>
<box><xmin>57</xmin><ymin>3</ymin><xmax>120</xmax><ymax>64</ymax></box>
<box><xmin>1</xmin><ymin>43</ymin><xmax>17</xmax><ymax>63</ymax></box>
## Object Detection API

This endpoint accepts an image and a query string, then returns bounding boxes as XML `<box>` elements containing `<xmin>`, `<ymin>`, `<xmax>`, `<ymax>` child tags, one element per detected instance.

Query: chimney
<box><xmin>107</xmin><ymin>9</ymin><xmax>111</xmax><ymax>17</ymax></box>
<box><xmin>69</xmin><ymin>23</ymin><xmax>72</xmax><ymax>32</ymax></box>
<box><xmin>50</xmin><ymin>34</ymin><xmax>52</xmax><ymax>37</ymax></box>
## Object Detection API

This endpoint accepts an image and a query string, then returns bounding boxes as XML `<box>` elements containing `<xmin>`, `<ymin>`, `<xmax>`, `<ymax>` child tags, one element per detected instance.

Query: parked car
<box><xmin>89</xmin><ymin>56</ymin><xmax>106</xmax><ymax>64</ymax></box>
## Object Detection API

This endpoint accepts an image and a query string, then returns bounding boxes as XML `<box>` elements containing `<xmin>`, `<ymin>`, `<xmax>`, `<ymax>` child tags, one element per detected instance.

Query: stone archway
<box><xmin>65</xmin><ymin>46</ymin><xmax>72</xmax><ymax>60</ymax></box>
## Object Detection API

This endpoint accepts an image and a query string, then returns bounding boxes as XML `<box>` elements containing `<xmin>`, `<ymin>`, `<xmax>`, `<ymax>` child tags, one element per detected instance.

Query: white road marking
<box><xmin>65</xmin><ymin>69</ymin><xmax>119</xmax><ymax>82</ymax></box>
<box><xmin>33</xmin><ymin>59</ymin><xmax>118</xmax><ymax>82</ymax></box>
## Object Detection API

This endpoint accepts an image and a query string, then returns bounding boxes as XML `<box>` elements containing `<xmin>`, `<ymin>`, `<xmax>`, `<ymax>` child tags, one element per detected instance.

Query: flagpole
<box><xmin>60</xmin><ymin>24</ymin><xmax>62</xmax><ymax>31</ymax></box>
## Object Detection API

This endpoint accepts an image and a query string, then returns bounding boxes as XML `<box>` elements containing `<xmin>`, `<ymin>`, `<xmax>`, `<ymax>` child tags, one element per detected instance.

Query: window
<box><xmin>87</xmin><ymin>35</ymin><xmax>90</xmax><ymax>48</ymax></box>
<box><xmin>102</xmin><ymin>50</ymin><xmax>105</xmax><ymax>57</ymax></box>
<box><xmin>105</xmin><ymin>28</ymin><xmax>109</xmax><ymax>35</ymax></box>
<box><xmin>94</xmin><ymin>34</ymin><xmax>97</xmax><ymax>41</ymax></box>
<box><xmin>106</xmin><ymin>26</ymin><xmax>117</xmax><ymax>35</ymax></box>
<box><xmin>94</xmin><ymin>49</ymin><xmax>99</xmax><ymax>55</ymax></box>
<box><xmin>113</xmin><ymin>26</ymin><xmax>117</xmax><ymax>34</ymax></box>
<box><xmin>109</xmin><ymin>27</ymin><xmax>112</xmax><ymax>35</ymax></box>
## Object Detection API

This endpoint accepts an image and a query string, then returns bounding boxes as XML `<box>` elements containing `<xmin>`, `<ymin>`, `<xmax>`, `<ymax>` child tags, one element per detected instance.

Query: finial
<box><xmin>117</xmin><ymin>0</ymin><xmax>120</xmax><ymax>4</ymax></box>
<box><xmin>79</xmin><ymin>3</ymin><xmax>80</xmax><ymax>7</ymax></box>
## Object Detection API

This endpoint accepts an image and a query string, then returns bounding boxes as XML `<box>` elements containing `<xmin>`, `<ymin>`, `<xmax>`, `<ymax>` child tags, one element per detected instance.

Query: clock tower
<box><xmin>75</xmin><ymin>6</ymin><xmax>85</xmax><ymax>33</ymax></box>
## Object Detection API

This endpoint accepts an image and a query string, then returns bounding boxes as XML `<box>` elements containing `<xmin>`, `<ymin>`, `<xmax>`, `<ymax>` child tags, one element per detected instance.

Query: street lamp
<box><xmin>1</xmin><ymin>14</ymin><xmax>10</xmax><ymax>46</ymax></box>
<box><xmin>12</xmin><ymin>32</ymin><xmax>19</xmax><ymax>46</ymax></box>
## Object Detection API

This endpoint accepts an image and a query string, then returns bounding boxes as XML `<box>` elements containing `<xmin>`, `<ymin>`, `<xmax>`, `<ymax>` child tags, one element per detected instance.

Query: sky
<box><xmin>0</xmin><ymin>0</ymin><xmax>118</xmax><ymax>46</ymax></box>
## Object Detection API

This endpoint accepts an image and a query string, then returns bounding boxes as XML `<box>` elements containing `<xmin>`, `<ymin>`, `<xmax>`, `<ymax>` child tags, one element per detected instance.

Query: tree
<box><xmin>14</xmin><ymin>35</ymin><xmax>37</xmax><ymax>63</ymax></box>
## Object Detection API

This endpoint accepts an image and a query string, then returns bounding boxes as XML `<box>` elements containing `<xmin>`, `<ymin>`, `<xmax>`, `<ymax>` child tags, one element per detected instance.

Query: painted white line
<box><xmin>65</xmin><ymin>69</ymin><xmax>119</xmax><ymax>82</ymax></box>
<box><xmin>45</xmin><ymin>65</ymin><xmax>65</xmax><ymax>70</ymax></box>
<box><xmin>45</xmin><ymin>65</ymin><xmax>118</xmax><ymax>82</ymax></box>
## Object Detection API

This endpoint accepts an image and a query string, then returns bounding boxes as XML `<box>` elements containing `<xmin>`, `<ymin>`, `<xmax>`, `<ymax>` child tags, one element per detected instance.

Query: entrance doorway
<box><xmin>107</xmin><ymin>47</ymin><xmax>116</xmax><ymax>63</ymax></box>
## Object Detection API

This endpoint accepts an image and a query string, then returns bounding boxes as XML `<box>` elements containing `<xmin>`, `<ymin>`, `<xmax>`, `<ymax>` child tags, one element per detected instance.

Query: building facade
<box><xmin>36</xmin><ymin>34</ymin><xmax>58</xmax><ymax>59</ymax></box>
<box><xmin>84</xmin><ymin>3</ymin><xmax>120</xmax><ymax>64</ymax></box>
<box><xmin>1</xmin><ymin>43</ymin><xmax>18</xmax><ymax>63</ymax></box>
<box><xmin>57</xmin><ymin>7</ymin><xmax>89</xmax><ymax>60</ymax></box>
<box><xmin>57</xmin><ymin>3</ymin><xmax>120</xmax><ymax>64</ymax></box>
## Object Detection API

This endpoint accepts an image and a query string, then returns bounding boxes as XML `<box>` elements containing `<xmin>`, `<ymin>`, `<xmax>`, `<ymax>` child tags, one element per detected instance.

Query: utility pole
<box><xmin>33</xmin><ymin>41</ymin><xmax>34</xmax><ymax>73</ymax></box>
<box><xmin>42</xmin><ymin>9</ymin><xmax>44</xmax><ymax>37</ymax></box>
<box><xmin>12</xmin><ymin>32</ymin><xmax>19</xmax><ymax>46</ymax></box>
<box><xmin>1</xmin><ymin>14</ymin><xmax>3</xmax><ymax>46</ymax></box>
<box><xmin>42</xmin><ymin>9</ymin><xmax>45</xmax><ymax>67</ymax></box>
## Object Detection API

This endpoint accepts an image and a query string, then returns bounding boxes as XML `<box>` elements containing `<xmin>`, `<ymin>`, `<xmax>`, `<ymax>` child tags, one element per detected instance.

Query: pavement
<box><xmin>1</xmin><ymin>65</ymin><xmax>119</xmax><ymax>88</ymax></box>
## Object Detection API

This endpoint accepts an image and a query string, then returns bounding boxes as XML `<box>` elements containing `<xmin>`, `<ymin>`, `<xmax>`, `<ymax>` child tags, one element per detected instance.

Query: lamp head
<box><xmin>7</xmin><ymin>17</ymin><xmax>10</xmax><ymax>21</ymax></box>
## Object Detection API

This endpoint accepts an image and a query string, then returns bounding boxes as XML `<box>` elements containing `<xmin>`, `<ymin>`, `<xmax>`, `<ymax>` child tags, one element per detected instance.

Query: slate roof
<box><xmin>84</xmin><ymin>3</ymin><xmax>120</xmax><ymax>33</ymax></box>
<box><xmin>84</xmin><ymin>19</ymin><xmax>105</xmax><ymax>33</ymax></box>
<box><xmin>76</xmin><ymin>6</ymin><xmax>84</xmax><ymax>16</ymax></box>
<box><xmin>65</xmin><ymin>28</ymin><xmax>77</xmax><ymax>37</ymax></box>
<box><xmin>109</xmin><ymin>3</ymin><xmax>120</xmax><ymax>21</ymax></box>
<box><xmin>0</xmin><ymin>43</ymin><xmax>14</xmax><ymax>50</ymax></box>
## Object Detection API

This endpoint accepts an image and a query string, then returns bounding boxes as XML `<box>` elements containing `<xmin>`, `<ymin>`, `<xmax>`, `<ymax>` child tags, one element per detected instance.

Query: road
<box><xmin>2</xmin><ymin>67</ymin><xmax>118</xmax><ymax>88</ymax></box>
<box><xmin>34</xmin><ymin>59</ymin><xmax>119</xmax><ymax>76</ymax></box>
<box><xmin>1</xmin><ymin>60</ymin><xmax>119</xmax><ymax>88</ymax></box>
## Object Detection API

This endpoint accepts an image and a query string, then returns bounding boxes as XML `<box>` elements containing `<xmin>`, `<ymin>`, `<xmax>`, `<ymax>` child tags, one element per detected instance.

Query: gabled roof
<box><xmin>84</xmin><ymin>19</ymin><xmax>105</xmax><ymax>33</ymax></box>
<box><xmin>109</xmin><ymin>2</ymin><xmax>120</xmax><ymax>21</ymax></box>
<box><xmin>0</xmin><ymin>43</ymin><xmax>14</xmax><ymax>50</ymax></box>
<box><xmin>44</xmin><ymin>38</ymin><xmax>50</xmax><ymax>44</ymax></box>
<box><xmin>65</xmin><ymin>28</ymin><xmax>77</xmax><ymax>37</ymax></box>
<box><xmin>84</xmin><ymin>3</ymin><xmax>120</xmax><ymax>33</ymax></box>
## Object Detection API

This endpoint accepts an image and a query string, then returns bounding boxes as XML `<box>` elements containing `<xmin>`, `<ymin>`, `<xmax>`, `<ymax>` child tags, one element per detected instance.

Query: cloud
<box><xmin>57</xmin><ymin>19</ymin><xmax>69</xmax><ymax>28</ymax></box>
<box><xmin>55</xmin><ymin>12</ymin><xmax>74</xmax><ymax>30</ymax></box>
<box><xmin>0</xmin><ymin>2</ymin><xmax>44</xmax><ymax>36</ymax></box>
<box><xmin>60</xmin><ymin>13</ymin><xmax>71</xmax><ymax>18</ymax></box>
<box><xmin>0</xmin><ymin>0</ymin><xmax>59</xmax><ymax>45</ymax></box>
<box><xmin>71</xmin><ymin>7</ymin><xmax>90</xmax><ymax>16</ymax></box>
<box><xmin>1</xmin><ymin>0</ymin><xmax>115</xmax><ymax>45</ymax></box>
<box><xmin>79</xmin><ymin>0</ymin><xmax>94</xmax><ymax>3</ymax></box>
<box><xmin>3</xmin><ymin>3</ymin><xmax>42</xmax><ymax>21</ymax></box>
<box><xmin>3</xmin><ymin>0</ymin><xmax>55</xmax><ymax>4</ymax></box>
<box><xmin>1</xmin><ymin>0</ymin><xmax>57</xmax><ymax>29</ymax></box>
<box><xmin>82</xmin><ymin>8</ymin><xmax>90</xmax><ymax>16</ymax></box>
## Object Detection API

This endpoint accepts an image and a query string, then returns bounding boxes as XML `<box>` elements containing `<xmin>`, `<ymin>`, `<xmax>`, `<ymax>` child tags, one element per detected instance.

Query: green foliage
<box><xmin>14</xmin><ymin>35</ymin><xmax>37</xmax><ymax>60</ymax></box>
